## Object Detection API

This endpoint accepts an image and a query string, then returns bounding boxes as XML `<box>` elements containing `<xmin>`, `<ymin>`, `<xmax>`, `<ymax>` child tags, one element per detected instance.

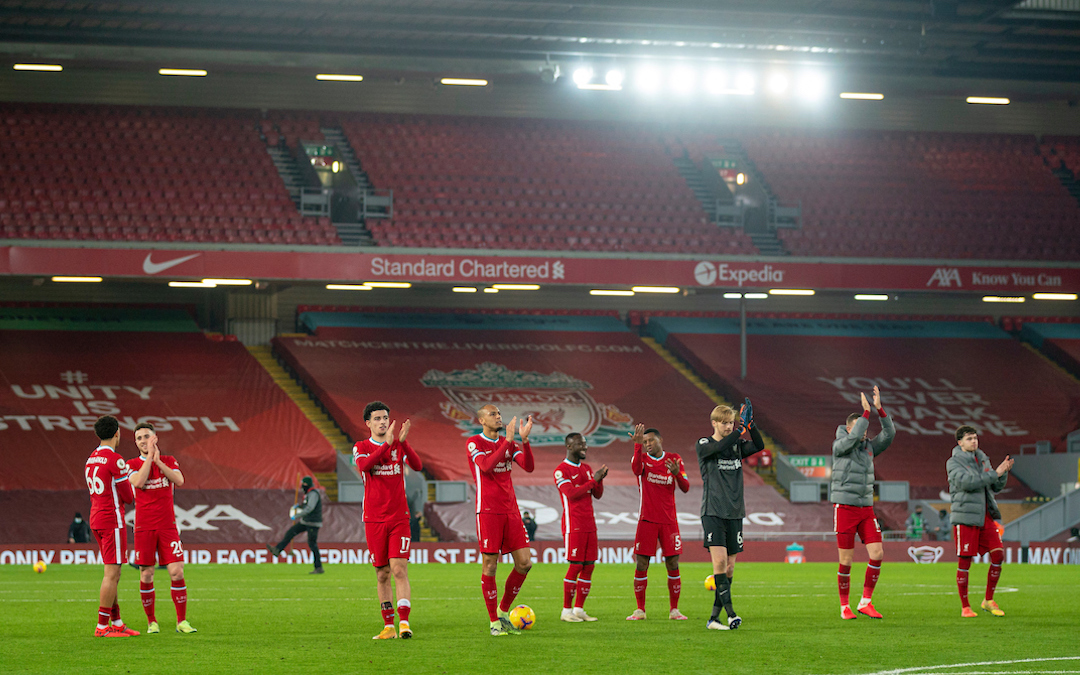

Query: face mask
<box><xmin>74</xmin><ymin>518</ymin><xmax>83</xmax><ymax>523</ymax></box>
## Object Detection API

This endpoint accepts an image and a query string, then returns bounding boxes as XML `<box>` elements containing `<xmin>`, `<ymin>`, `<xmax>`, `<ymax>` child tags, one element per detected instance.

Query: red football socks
<box><xmin>634</xmin><ymin>574</ymin><xmax>648</xmax><ymax>611</ymax></box>
<box><xmin>986</xmin><ymin>550</ymin><xmax>1003</xmax><ymax>601</ymax></box>
<box><xmin>397</xmin><ymin>599</ymin><xmax>411</xmax><ymax>623</ymax></box>
<box><xmin>481</xmin><ymin>574</ymin><xmax>499</xmax><ymax>621</ymax></box>
<box><xmin>140</xmin><ymin>581</ymin><xmax>156</xmax><ymax>622</ymax></box>
<box><xmin>574</xmin><ymin>564</ymin><xmax>593</xmax><ymax>609</ymax></box>
<box><xmin>667</xmin><ymin>573</ymin><xmax>682</xmax><ymax>611</ymax></box>
<box><xmin>170</xmin><ymin>578</ymin><xmax>187</xmax><ymax>622</ymax></box>
<box><xmin>380</xmin><ymin>601</ymin><xmax>395</xmax><ymax>628</ymax></box>
<box><xmin>563</xmin><ymin>564</ymin><xmax>581</xmax><ymax>609</ymax></box>
<box><xmin>499</xmin><ymin>569</ymin><xmax>527</xmax><ymax>613</ymax></box>
<box><xmin>863</xmin><ymin>559</ymin><xmax>881</xmax><ymax>601</ymax></box>
<box><xmin>957</xmin><ymin>556</ymin><xmax>972</xmax><ymax>609</ymax></box>
<box><xmin>838</xmin><ymin>564</ymin><xmax>852</xmax><ymax>606</ymax></box>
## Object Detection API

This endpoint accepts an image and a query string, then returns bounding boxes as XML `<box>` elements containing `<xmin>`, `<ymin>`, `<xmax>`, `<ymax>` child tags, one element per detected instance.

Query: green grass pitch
<box><xmin>3</xmin><ymin>562</ymin><xmax>1078</xmax><ymax>674</ymax></box>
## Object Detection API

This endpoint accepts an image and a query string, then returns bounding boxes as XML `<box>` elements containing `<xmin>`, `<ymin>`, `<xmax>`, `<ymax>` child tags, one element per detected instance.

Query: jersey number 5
<box><xmin>85</xmin><ymin>466</ymin><xmax>105</xmax><ymax>495</ymax></box>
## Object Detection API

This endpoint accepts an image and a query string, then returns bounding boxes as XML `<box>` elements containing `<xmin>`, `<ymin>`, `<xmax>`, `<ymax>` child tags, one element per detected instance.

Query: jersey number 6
<box><xmin>85</xmin><ymin>466</ymin><xmax>105</xmax><ymax>495</ymax></box>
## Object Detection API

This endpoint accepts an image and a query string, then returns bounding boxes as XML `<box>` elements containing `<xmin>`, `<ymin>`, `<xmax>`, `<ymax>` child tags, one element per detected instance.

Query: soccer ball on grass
<box><xmin>508</xmin><ymin>604</ymin><xmax>536</xmax><ymax>630</ymax></box>
<box><xmin>33</xmin><ymin>560</ymin><xmax>47</xmax><ymax>573</ymax></box>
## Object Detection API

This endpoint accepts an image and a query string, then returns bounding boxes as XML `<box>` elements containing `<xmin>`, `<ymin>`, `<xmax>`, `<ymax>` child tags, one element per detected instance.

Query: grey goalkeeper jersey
<box><xmin>696</xmin><ymin>427</ymin><xmax>765</xmax><ymax>519</ymax></box>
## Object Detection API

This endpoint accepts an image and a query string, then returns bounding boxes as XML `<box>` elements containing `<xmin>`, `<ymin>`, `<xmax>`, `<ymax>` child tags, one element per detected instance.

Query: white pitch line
<box><xmin>852</xmin><ymin>656</ymin><xmax>1080</xmax><ymax>675</ymax></box>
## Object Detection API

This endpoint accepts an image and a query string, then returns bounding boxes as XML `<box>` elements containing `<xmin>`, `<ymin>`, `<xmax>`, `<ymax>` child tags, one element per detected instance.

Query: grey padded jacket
<box><xmin>830</xmin><ymin>412</ymin><xmax>895</xmax><ymax>507</ymax></box>
<box><xmin>946</xmin><ymin>446</ymin><xmax>1006</xmax><ymax>526</ymax></box>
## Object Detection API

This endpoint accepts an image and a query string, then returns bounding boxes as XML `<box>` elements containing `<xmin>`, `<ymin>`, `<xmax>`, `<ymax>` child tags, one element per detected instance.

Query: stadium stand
<box><xmin>646</xmin><ymin>315</ymin><xmax>1080</xmax><ymax>499</ymax></box>
<box><xmin>341</xmin><ymin>114</ymin><xmax>758</xmax><ymax>253</ymax></box>
<box><xmin>0</xmin><ymin>310</ymin><xmax>335</xmax><ymax>493</ymax></box>
<box><xmin>674</xmin><ymin>129</ymin><xmax>1080</xmax><ymax>260</ymax></box>
<box><xmin>273</xmin><ymin>310</ymin><xmax>725</xmax><ymax>485</ymax></box>
<box><xmin>1020</xmin><ymin>320</ymin><xmax>1080</xmax><ymax>380</ymax></box>
<box><xmin>0</xmin><ymin>104</ymin><xmax>339</xmax><ymax>245</ymax></box>
<box><xmin>272</xmin><ymin>309</ymin><xmax>846</xmax><ymax>539</ymax></box>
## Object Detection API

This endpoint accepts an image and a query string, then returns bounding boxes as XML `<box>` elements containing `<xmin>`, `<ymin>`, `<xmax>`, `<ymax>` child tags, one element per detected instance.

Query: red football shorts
<box><xmin>476</xmin><ymin>512</ymin><xmax>530</xmax><ymax>555</ymax></box>
<box><xmin>93</xmin><ymin>527</ymin><xmax>128</xmax><ymax>565</ymax></box>
<box><xmin>564</xmin><ymin>530</ymin><xmax>598</xmax><ymax>562</ymax></box>
<box><xmin>633</xmin><ymin>520</ymin><xmax>683</xmax><ymax>558</ymax></box>
<box><xmin>365</xmin><ymin>520</ymin><xmax>412</xmax><ymax>568</ymax></box>
<box><xmin>834</xmin><ymin>504</ymin><xmax>882</xmax><ymax>548</ymax></box>
<box><xmin>134</xmin><ymin>528</ymin><xmax>184</xmax><ymax>567</ymax></box>
<box><xmin>955</xmin><ymin>512</ymin><xmax>1003</xmax><ymax>557</ymax></box>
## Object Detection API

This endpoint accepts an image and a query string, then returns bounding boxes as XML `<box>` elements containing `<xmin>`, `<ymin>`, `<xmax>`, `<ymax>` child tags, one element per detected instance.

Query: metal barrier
<box><xmin>1003</xmin><ymin>487</ymin><xmax>1080</xmax><ymax>544</ymax></box>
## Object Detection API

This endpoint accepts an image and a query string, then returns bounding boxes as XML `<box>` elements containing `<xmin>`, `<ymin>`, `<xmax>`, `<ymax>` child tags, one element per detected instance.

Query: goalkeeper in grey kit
<box><xmin>696</xmin><ymin>399</ymin><xmax>764</xmax><ymax>631</ymax></box>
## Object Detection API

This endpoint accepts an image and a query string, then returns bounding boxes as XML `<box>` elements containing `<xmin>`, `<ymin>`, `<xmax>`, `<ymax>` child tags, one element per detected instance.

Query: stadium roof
<box><xmin>1</xmin><ymin>0</ymin><xmax>1080</xmax><ymax>84</ymax></box>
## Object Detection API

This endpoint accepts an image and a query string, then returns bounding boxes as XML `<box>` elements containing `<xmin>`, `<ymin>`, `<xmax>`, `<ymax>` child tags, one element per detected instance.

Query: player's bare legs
<box><xmin>664</xmin><ymin>555</ymin><xmax>686</xmax><ymax>620</ymax></box>
<box><xmin>707</xmin><ymin>546</ymin><xmax>737</xmax><ymax>629</ymax></box>
<box><xmin>99</xmin><ymin>564</ymin><xmax>121</xmax><ymax>611</ymax></box>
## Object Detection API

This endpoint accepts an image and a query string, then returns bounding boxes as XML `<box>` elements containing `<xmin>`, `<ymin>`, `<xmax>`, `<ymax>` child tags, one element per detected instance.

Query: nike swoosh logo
<box><xmin>142</xmin><ymin>253</ymin><xmax>201</xmax><ymax>275</ymax></box>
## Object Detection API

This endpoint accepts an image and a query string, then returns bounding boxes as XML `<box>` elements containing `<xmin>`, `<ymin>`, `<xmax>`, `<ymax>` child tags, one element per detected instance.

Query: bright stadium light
<box><xmin>169</xmin><ymin>281</ymin><xmax>216</xmax><ymax>288</ymax></box>
<box><xmin>767</xmin><ymin>73</ymin><xmax>789</xmax><ymax>95</ymax></box>
<box><xmin>159</xmin><ymin>68</ymin><xmax>207</xmax><ymax>77</ymax></box>
<box><xmin>703</xmin><ymin>69</ymin><xmax>726</xmax><ymax>95</ymax></box>
<box><xmin>1032</xmin><ymin>293</ymin><xmax>1077</xmax><ymax>300</ymax></box>
<box><xmin>440</xmin><ymin>78</ymin><xmax>488</xmax><ymax>86</ymax></box>
<box><xmin>452</xmin><ymin>286</ymin><xmax>478</xmax><ymax>293</ymax></box>
<box><xmin>572</xmin><ymin>66</ymin><xmax>594</xmax><ymax>87</ymax></box>
<box><xmin>732</xmin><ymin>72</ymin><xmax>755</xmax><ymax>95</ymax></box>
<box><xmin>316</xmin><ymin>73</ymin><xmax>364</xmax><ymax>82</ymax></box>
<box><xmin>13</xmin><ymin>64</ymin><xmax>63</xmax><ymax>72</ymax></box>
<box><xmin>325</xmin><ymin>284</ymin><xmax>372</xmax><ymax>291</ymax></box>
<box><xmin>967</xmin><ymin>96</ymin><xmax>1009</xmax><ymax>105</ymax></box>
<box><xmin>203</xmin><ymin>278</ymin><xmax>253</xmax><ymax>286</ymax></box>
<box><xmin>670</xmin><ymin>66</ymin><xmax>696</xmax><ymax>94</ymax></box>
<box><xmin>769</xmin><ymin>288</ymin><xmax>815</xmax><ymax>296</ymax></box>
<box><xmin>491</xmin><ymin>284</ymin><xmax>540</xmax><ymax>290</ymax></box>
<box><xmin>365</xmin><ymin>281</ymin><xmax>412</xmax><ymax>288</ymax></box>
<box><xmin>797</xmin><ymin>72</ymin><xmax>827</xmax><ymax>101</ymax></box>
<box><xmin>634</xmin><ymin>65</ymin><xmax>662</xmax><ymax>94</ymax></box>
<box><xmin>631</xmin><ymin>286</ymin><xmax>680</xmax><ymax>293</ymax></box>
<box><xmin>723</xmin><ymin>292</ymin><xmax>743</xmax><ymax>299</ymax></box>
<box><xmin>855</xmin><ymin>294</ymin><xmax>890</xmax><ymax>301</ymax></box>
<box><xmin>744</xmin><ymin>292</ymin><xmax>769</xmax><ymax>299</ymax></box>
<box><xmin>590</xmin><ymin>289</ymin><xmax>635</xmax><ymax>296</ymax></box>
<box><xmin>605</xmin><ymin>69</ymin><xmax>625</xmax><ymax>88</ymax></box>
<box><xmin>840</xmin><ymin>92</ymin><xmax>884</xmax><ymax>101</ymax></box>
<box><xmin>52</xmin><ymin>276</ymin><xmax>102</xmax><ymax>283</ymax></box>
<box><xmin>483</xmin><ymin>288</ymin><xmax>499</xmax><ymax>293</ymax></box>
<box><xmin>982</xmin><ymin>295</ymin><xmax>1025</xmax><ymax>303</ymax></box>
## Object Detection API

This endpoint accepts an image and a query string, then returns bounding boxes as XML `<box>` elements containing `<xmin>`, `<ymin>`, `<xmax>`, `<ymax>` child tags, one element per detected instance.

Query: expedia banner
<box><xmin>3</xmin><ymin>246</ymin><xmax>1078</xmax><ymax>292</ymax></box>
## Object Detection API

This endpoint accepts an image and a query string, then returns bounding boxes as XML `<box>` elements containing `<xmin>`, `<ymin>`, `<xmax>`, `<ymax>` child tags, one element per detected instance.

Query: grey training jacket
<box><xmin>830</xmin><ymin>412</ymin><xmax>895</xmax><ymax>507</ymax></box>
<box><xmin>946</xmin><ymin>446</ymin><xmax>1006</xmax><ymax>526</ymax></box>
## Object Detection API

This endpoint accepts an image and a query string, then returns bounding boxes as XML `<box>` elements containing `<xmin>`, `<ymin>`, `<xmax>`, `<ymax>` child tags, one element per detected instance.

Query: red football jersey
<box><xmin>467</xmin><ymin>433</ymin><xmax>529</xmax><ymax>515</ymax></box>
<box><xmin>632</xmin><ymin>444</ymin><xmax>689</xmax><ymax>525</ymax></box>
<box><xmin>554</xmin><ymin>459</ymin><xmax>603</xmax><ymax>534</ymax></box>
<box><xmin>353</xmin><ymin>438</ymin><xmax>423</xmax><ymax>523</ymax></box>
<box><xmin>85</xmin><ymin>445</ymin><xmax>133</xmax><ymax>530</ymax></box>
<box><xmin>127</xmin><ymin>454</ymin><xmax>181</xmax><ymax>531</ymax></box>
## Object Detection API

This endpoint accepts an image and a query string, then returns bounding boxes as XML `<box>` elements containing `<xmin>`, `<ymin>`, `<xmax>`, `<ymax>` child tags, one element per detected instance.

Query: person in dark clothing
<box><xmin>267</xmin><ymin>476</ymin><xmax>324</xmax><ymax>574</ymax></box>
<box><xmin>696</xmin><ymin>399</ymin><xmax>764</xmax><ymax>631</ymax></box>
<box><xmin>68</xmin><ymin>512</ymin><xmax>92</xmax><ymax>544</ymax></box>
<box><xmin>522</xmin><ymin>511</ymin><xmax>538</xmax><ymax>542</ymax></box>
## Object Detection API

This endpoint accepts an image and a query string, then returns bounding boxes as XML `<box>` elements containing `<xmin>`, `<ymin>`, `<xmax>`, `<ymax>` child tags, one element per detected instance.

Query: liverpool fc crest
<box><xmin>421</xmin><ymin>362</ymin><xmax>634</xmax><ymax>446</ymax></box>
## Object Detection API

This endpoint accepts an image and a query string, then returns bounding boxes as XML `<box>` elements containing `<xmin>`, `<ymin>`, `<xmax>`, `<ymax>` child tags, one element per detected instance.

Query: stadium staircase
<box><xmin>638</xmin><ymin>336</ymin><xmax>788</xmax><ymax>497</ymax></box>
<box><xmin>716</xmin><ymin>137</ymin><xmax>789</xmax><ymax>256</ymax></box>
<box><xmin>246</xmin><ymin>344</ymin><xmax>352</xmax><ymax>501</ymax></box>
<box><xmin>320</xmin><ymin>127</ymin><xmax>375</xmax><ymax>247</ymax></box>
<box><xmin>266</xmin><ymin>145</ymin><xmax>307</xmax><ymax>212</ymax></box>
<box><xmin>672</xmin><ymin>155</ymin><xmax>721</xmax><ymax>223</ymax></box>
<box><xmin>1050</xmin><ymin>166</ymin><xmax>1080</xmax><ymax>210</ymax></box>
